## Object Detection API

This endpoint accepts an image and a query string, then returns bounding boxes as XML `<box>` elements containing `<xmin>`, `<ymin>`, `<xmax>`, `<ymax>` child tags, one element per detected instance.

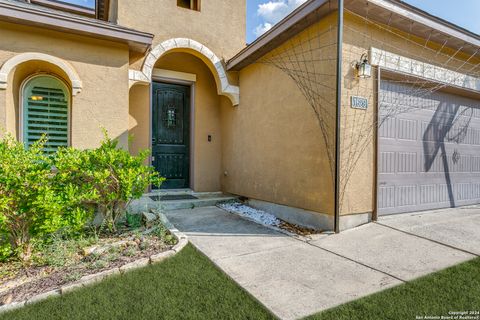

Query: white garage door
<box><xmin>378</xmin><ymin>80</ymin><xmax>480</xmax><ymax>215</ymax></box>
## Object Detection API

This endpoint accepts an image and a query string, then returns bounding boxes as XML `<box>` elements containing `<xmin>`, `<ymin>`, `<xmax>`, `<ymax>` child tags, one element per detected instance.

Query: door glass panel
<box><xmin>166</xmin><ymin>106</ymin><xmax>177</xmax><ymax>128</ymax></box>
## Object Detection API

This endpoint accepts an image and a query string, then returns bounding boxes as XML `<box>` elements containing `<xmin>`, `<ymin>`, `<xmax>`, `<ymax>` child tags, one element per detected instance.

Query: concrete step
<box><xmin>150</xmin><ymin>194</ymin><xmax>237</xmax><ymax>211</ymax></box>
<box><xmin>145</xmin><ymin>189</ymin><xmax>224</xmax><ymax>198</ymax></box>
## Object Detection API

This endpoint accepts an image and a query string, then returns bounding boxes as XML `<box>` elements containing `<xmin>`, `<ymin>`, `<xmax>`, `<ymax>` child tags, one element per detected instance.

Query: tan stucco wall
<box><xmin>339</xmin><ymin>12</ymin><xmax>480</xmax><ymax>215</ymax></box>
<box><xmin>117</xmin><ymin>0</ymin><xmax>246</xmax><ymax>69</ymax></box>
<box><xmin>129</xmin><ymin>52</ymin><xmax>223</xmax><ymax>192</ymax></box>
<box><xmin>221</xmin><ymin>15</ymin><xmax>338</xmax><ymax>215</ymax></box>
<box><xmin>0</xmin><ymin>21</ymin><xmax>130</xmax><ymax>149</ymax></box>
<box><xmin>0</xmin><ymin>78</ymin><xmax>4</xmax><ymax>131</ymax></box>
<box><xmin>128</xmin><ymin>84</ymin><xmax>150</xmax><ymax>155</ymax></box>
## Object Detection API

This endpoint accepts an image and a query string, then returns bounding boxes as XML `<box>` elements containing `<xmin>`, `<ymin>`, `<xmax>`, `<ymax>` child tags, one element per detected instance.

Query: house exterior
<box><xmin>0</xmin><ymin>0</ymin><xmax>479</xmax><ymax>231</ymax></box>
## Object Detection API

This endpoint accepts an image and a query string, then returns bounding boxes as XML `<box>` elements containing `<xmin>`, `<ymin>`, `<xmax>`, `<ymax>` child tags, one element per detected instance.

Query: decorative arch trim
<box><xmin>134</xmin><ymin>38</ymin><xmax>239</xmax><ymax>106</ymax></box>
<box><xmin>0</xmin><ymin>52</ymin><xmax>83</xmax><ymax>95</ymax></box>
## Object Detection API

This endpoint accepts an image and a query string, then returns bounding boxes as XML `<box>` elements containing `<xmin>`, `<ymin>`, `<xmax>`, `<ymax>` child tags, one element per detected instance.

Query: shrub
<box><xmin>0</xmin><ymin>237</ymin><xmax>11</xmax><ymax>262</ymax></box>
<box><xmin>0</xmin><ymin>132</ymin><xmax>163</xmax><ymax>261</ymax></box>
<box><xmin>54</xmin><ymin>133</ymin><xmax>164</xmax><ymax>232</ymax></box>
<box><xmin>0</xmin><ymin>136</ymin><xmax>90</xmax><ymax>261</ymax></box>
<box><xmin>52</xmin><ymin>147</ymin><xmax>98</xmax><ymax>229</ymax></box>
<box><xmin>126</xmin><ymin>212</ymin><xmax>143</xmax><ymax>229</ymax></box>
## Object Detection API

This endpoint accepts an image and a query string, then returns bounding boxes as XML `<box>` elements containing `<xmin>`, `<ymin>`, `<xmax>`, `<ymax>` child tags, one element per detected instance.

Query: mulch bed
<box><xmin>0</xmin><ymin>231</ymin><xmax>174</xmax><ymax>305</ymax></box>
<box><xmin>278</xmin><ymin>221</ymin><xmax>322</xmax><ymax>236</ymax></box>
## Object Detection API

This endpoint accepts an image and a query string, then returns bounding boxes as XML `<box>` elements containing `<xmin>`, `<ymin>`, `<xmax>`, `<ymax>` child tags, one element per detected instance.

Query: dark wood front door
<box><xmin>152</xmin><ymin>82</ymin><xmax>190</xmax><ymax>189</ymax></box>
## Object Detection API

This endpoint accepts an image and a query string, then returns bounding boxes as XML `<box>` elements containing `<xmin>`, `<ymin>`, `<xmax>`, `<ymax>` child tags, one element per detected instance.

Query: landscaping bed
<box><xmin>0</xmin><ymin>218</ymin><xmax>177</xmax><ymax>305</ymax></box>
<box><xmin>0</xmin><ymin>133</ymin><xmax>169</xmax><ymax>308</ymax></box>
<box><xmin>1</xmin><ymin>244</ymin><xmax>275</xmax><ymax>320</ymax></box>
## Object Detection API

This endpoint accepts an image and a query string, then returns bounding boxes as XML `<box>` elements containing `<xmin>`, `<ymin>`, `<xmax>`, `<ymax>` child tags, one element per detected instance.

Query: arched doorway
<box><xmin>129</xmin><ymin>51</ymin><xmax>225</xmax><ymax>191</ymax></box>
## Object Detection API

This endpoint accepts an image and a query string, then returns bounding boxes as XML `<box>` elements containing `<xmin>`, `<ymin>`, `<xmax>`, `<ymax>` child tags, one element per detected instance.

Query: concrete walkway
<box><xmin>164</xmin><ymin>206</ymin><xmax>479</xmax><ymax>320</ymax></box>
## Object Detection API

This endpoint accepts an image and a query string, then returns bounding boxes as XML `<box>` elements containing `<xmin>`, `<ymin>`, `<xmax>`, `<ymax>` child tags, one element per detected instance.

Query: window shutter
<box><xmin>23</xmin><ymin>77</ymin><xmax>69</xmax><ymax>152</ymax></box>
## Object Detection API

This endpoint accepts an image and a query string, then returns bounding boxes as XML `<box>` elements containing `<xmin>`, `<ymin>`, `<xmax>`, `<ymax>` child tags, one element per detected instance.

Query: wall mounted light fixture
<box><xmin>356</xmin><ymin>53</ymin><xmax>372</xmax><ymax>79</ymax></box>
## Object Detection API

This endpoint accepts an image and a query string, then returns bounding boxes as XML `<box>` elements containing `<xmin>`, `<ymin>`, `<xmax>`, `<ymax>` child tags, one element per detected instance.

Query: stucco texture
<box><xmin>0</xmin><ymin>21</ymin><xmax>130</xmax><ymax>149</ymax></box>
<box><xmin>221</xmin><ymin>15</ymin><xmax>338</xmax><ymax>216</ymax></box>
<box><xmin>117</xmin><ymin>0</ymin><xmax>246</xmax><ymax>69</ymax></box>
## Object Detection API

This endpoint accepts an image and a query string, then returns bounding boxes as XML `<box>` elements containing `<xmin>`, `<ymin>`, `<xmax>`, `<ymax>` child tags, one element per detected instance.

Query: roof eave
<box><xmin>227</xmin><ymin>0</ymin><xmax>334</xmax><ymax>71</ymax></box>
<box><xmin>369</xmin><ymin>0</ymin><xmax>480</xmax><ymax>47</ymax></box>
<box><xmin>0</xmin><ymin>1</ymin><xmax>153</xmax><ymax>53</ymax></box>
<box><xmin>228</xmin><ymin>0</ymin><xmax>480</xmax><ymax>72</ymax></box>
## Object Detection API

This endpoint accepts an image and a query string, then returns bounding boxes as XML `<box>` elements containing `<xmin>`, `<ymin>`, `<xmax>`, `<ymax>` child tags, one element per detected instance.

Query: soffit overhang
<box><xmin>0</xmin><ymin>0</ymin><xmax>153</xmax><ymax>53</ymax></box>
<box><xmin>227</xmin><ymin>0</ymin><xmax>480</xmax><ymax>71</ymax></box>
<box><xmin>228</xmin><ymin>0</ymin><xmax>335</xmax><ymax>71</ymax></box>
<box><xmin>349</xmin><ymin>0</ymin><xmax>480</xmax><ymax>55</ymax></box>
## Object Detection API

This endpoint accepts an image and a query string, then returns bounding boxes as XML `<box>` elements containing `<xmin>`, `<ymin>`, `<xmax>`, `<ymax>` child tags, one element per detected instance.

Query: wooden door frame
<box><xmin>150</xmin><ymin>76</ymin><xmax>196</xmax><ymax>191</ymax></box>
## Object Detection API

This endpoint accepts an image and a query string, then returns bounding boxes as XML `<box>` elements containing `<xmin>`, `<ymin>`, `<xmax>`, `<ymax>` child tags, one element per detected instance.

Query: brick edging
<box><xmin>0</xmin><ymin>212</ymin><xmax>187</xmax><ymax>314</ymax></box>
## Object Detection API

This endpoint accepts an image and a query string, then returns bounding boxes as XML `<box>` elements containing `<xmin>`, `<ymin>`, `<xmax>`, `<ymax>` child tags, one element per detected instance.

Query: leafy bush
<box><xmin>0</xmin><ymin>237</ymin><xmax>12</xmax><ymax>262</ymax></box>
<box><xmin>54</xmin><ymin>134</ymin><xmax>164</xmax><ymax>232</ymax></box>
<box><xmin>0</xmin><ymin>136</ymin><xmax>91</xmax><ymax>261</ymax></box>
<box><xmin>0</xmin><ymin>133</ymin><xmax>163</xmax><ymax>261</ymax></box>
<box><xmin>126</xmin><ymin>213</ymin><xmax>143</xmax><ymax>229</ymax></box>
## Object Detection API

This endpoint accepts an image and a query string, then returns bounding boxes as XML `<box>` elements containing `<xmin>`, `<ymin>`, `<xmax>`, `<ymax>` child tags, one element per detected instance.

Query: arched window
<box><xmin>22</xmin><ymin>75</ymin><xmax>70</xmax><ymax>151</ymax></box>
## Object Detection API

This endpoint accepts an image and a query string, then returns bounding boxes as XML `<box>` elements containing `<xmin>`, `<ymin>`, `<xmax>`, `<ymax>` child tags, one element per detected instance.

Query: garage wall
<box><xmin>221</xmin><ymin>14</ymin><xmax>338</xmax><ymax>218</ymax></box>
<box><xmin>340</xmin><ymin>12</ymin><xmax>480</xmax><ymax>216</ymax></box>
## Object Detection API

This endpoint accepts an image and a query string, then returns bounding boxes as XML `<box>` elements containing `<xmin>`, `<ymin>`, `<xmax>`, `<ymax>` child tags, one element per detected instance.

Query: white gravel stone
<box><xmin>218</xmin><ymin>202</ymin><xmax>281</xmax><ymax>226</ymax></box>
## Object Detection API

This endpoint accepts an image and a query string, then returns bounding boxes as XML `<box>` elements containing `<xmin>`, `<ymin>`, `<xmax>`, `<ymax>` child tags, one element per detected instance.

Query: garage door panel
<box><xmin>379</xmin><ymin>182</ymin><xmax>480</xmax><ymax>215</ymax></box>
<box><xmin>380</xmin><ymin>149</ymin><xmax>480</xmax><ymax>174</ymax></box>
<box><xmin>419</xmin><ymin>183</ymin><xmax>449</xmax><ymax>205</ymax></box>
<box><xmin>378</xmin><ymin>80</ymin><xmax>480</xmax><ymax>215</ymax></box>
<box><xmin>396</xmin><ymin>118</ymin><xmax>418</xmax><ymax>140</ymax></box>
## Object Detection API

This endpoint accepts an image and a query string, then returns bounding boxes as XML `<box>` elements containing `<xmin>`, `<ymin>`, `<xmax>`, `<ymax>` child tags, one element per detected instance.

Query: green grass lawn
<box><xmin>3</xmin><ymin>246</ymin><xmax>479</xmax><ymax>320</ymax></box>
<box><xmin>305</xmin><ymin>257</ymin><xmax>480</xmax><ymax>320</ymax></box>
<box><xmin>1</xmin><ymin>244</ymin><xmax>275</xmax><ymax>320</ymax></box>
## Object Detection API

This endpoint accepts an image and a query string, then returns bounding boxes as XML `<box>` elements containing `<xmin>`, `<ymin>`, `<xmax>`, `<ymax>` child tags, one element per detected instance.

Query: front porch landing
<box><xmin>129</xmin><ymin>189</ymin><xmax>237</xmax><ymax>213</ymax></box>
